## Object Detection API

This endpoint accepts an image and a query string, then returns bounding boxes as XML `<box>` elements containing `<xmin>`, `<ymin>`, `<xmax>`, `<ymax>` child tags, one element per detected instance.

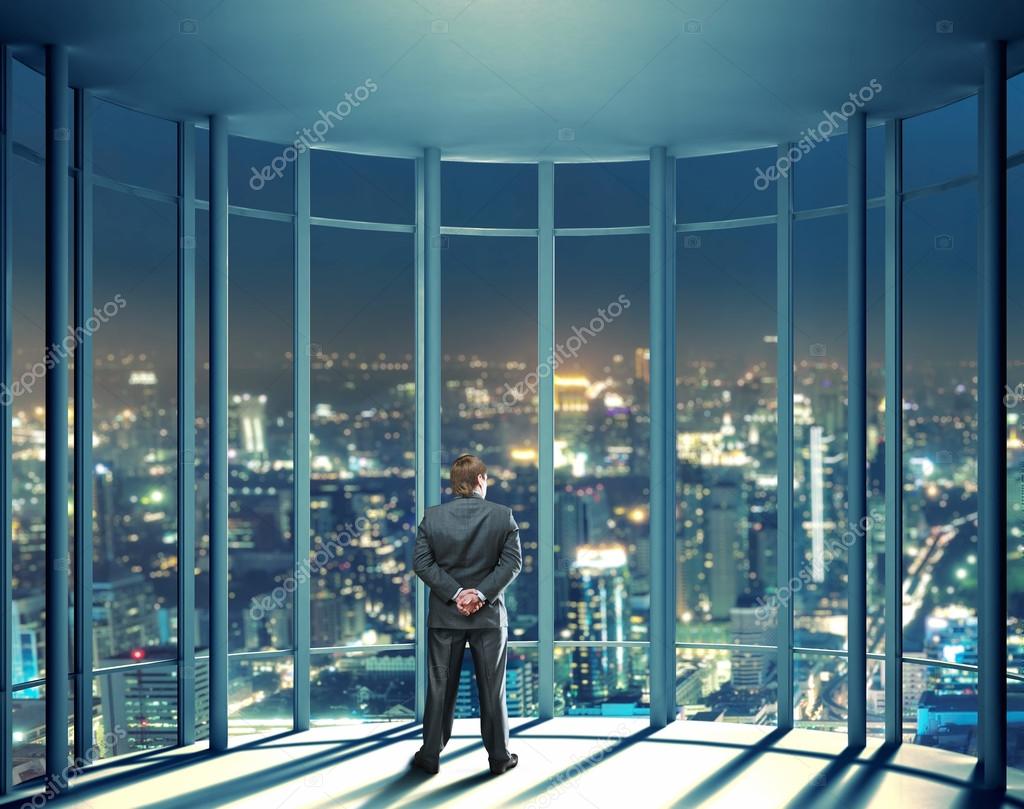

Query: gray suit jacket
<box><xmin>413</xmin><ymin>492</ymin><xmax>523</xmax><ymax>629</ymax></box>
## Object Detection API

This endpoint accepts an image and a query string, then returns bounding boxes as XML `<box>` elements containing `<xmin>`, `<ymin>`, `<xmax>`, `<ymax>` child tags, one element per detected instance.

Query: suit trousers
<box><xmin>418</xmin><ymin>626</ymin><xmax>512</xmax><ymax>765</ymax></box>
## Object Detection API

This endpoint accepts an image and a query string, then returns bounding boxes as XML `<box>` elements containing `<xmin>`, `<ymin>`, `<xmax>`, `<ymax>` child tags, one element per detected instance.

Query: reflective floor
<box><xmin>7</xmin><ymin>717</ymin><xmax>1024</xmax><ymax>808</ymax></box>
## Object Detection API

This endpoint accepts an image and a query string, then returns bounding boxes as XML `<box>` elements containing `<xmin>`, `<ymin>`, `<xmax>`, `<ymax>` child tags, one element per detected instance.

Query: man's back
<box><xmin>415</xmin><ymin>494</ymin><xmax>522</xmax><ymax>628</ymax></box>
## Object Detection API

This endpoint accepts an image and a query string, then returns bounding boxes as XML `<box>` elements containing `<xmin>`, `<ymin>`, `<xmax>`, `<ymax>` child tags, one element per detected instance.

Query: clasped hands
<box><xmin>456</xmin><ymin>589</ymin><xmax>484</xmax><ymax>616</ymax></box>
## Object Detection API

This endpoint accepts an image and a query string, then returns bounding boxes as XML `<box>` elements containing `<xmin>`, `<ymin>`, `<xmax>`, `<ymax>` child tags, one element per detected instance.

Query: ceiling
<box><xmin>1</xmin><ymin>0</ymin><xmax>1022</xmax><ymax>161</ymax></box>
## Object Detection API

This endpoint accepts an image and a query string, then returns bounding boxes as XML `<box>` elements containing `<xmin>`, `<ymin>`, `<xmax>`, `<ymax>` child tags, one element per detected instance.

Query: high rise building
<box><xmin>707</xmin><ymin>481</ymin><xmax>740</xmax><ymax>620</ymax></box>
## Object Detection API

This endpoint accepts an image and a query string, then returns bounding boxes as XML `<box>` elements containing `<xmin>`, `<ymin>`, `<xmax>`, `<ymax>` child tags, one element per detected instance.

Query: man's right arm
<box><xmin>413</xmin><ymin>515</ymin><xmax>463</xmax><ymax>602</ymax></box>
<box><xmin>475</xmin><ymin>509</ymin><xmax>523</xmax><ymax>602</ymax></box>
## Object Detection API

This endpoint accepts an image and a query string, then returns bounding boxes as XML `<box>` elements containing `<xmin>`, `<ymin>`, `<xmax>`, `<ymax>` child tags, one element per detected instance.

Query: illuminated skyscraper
<box><xmin>707</xmin><ymin>480</ymin><xmax>740</xmax><ymax>620</ymax></box>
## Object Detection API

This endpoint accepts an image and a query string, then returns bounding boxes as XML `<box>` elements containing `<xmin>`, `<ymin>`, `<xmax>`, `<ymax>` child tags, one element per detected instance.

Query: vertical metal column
<box><xmin>0</xmin><ymin>45</ymin><xmax>12</xmax><ymax>798</ymax></box>
<box><xmin>776</xmin><ymin>143</ymin><xmax>794</xmax><ymax>731</ymax></box>
<box><xmin>883</xmin><ymin>119</ymin><xmax>903</xmax><ymax>746</ymax></box>
<box><xmin>537</xmin><ymin>161</ymin><xmax>555</xmax><ymax>720</ymax></box>
<box><xmin>415</xmin><ymin>148</ymin><xmax>441</xmax><ymax>720</ymax></box>
<box><xmin>978</xmin><ymin>39</ymin><xmax>1007</xmax><ymax>791</ymax></box>
<box><xmin>73</xmin><ymin>87</ymin><xmax>94</xmax><ymax>760</ymax></box>
<box><xmin>208</xmin><ymin>115</ymin><xmax>229</xmax><ymax>752</ymax></box>
<box><xmin>663</xmin><ymin>153</ymin><xmax>677</xmax><ymax>725</ymax></box>
<box><xmin>176</xmin><ymin>121</ymin><xmax>197</xmax><ymax>748</ymax></box>
<box><xmin>293</xmin><ymin>148</ymin><xmax>311</xmax><ymax>732</ymax></box>
<box><xmin>649</xmin><ymin>146</ymin><xmax>677</xmax><ymax>727</ymax></box>
<box><xmin>44</xmin><ymin>43</ymin><xmax>71</xmax><ymax>786</ymax></box>
<box><xmin>847</xmin><ymin>111</ymin><xmax>867</xmax><ymax>748</ymax></box>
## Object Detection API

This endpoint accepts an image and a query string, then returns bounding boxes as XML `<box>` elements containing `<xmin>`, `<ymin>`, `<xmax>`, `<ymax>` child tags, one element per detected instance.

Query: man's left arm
<box><xmin>475</xmin><ymin>509</ymin><xmax>523</xmax><ymax>602</ymax></box>
<box><xmin>413</xmin><ymin>515</ymin><xmax>463</xmax><ymax>602</ymax></box>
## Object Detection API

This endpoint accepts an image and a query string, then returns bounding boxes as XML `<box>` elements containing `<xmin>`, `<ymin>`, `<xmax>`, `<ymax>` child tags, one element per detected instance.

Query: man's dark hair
<box><xmin>450</xmin><ymin>454</ymin><xmax>486</xmax><ymax>497</ymax></box>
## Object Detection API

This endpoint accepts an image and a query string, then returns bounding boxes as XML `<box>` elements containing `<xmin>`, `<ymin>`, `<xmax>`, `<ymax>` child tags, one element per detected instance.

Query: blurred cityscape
<box><xmin>10</xmin><ymin>335</ymin><xmax>1024</xmax><ymax>780</ymax></box>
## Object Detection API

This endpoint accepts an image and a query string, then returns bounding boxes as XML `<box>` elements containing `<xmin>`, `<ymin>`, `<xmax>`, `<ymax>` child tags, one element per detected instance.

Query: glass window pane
<box><xmin>554</xmin><ymin>234</ymin><xmax>649</xmax><ymax>660</ymax></box>
<box><xmin>11</xmin><ymin>684</ymin><xmax>71</xmax><ymax>785</ymax></box>
<box><xmin>310</xmin><ymin>226</ymin><xmax>415</xmax><ymax>648</ymax></box>
<box><xmin>902</xmin><ymin>184</ymin><xmax>978</xmax><ymax>667</ymax></box>
<box><xmin>794</xmin><ymin>133</ymin><xmax>847</xmax><ymax>211</ymax></box>
<box><xmin>675</xmin><ymin>225</ymin><xmax>777</xmax><ymax>647</ymax></box>
<box><xmin>441</xmin><ymin>235</ymin><xmax>538</xmax><ymax>642</ymax></box>
<box><xmin>11</xmin><ymin>58</ymin><xmax>44</xmax><ymax>153</ymax></box>
<box><xmin>11</xmin><ymin>154</ymin><xmax>46</xmax><ymax>684</ymax></box>
<box><xmin>229</xmin><ymin>654</ymin><xmax>293</xmax><ymax>739</ymax></box>
<box><xmin>554</xmin><ymin>646</ymin><xmax>648</xmax><ymax>716</ymax></box>
<box><xmin>902</xmin><ymin>96</ymin><xmax>978</xmax><ymax>191</ymax></box>
<box><xmin>677</xmin><ymin>148</ymin><xmax>777</xmax><ymax>222</ymax></box>
<box><xmin>229</xmin><ymin>135</ymin><xmax>294</xmax><ymax>213</ymax></box>
<box><xmin>441</xmin><ymin>162</ymin><xmax>537</xmax><ymax>228</ymax></box>
<box><xmin>311</xmin><ymin>649</ymin><xmax>415</xmax><ymax>723</ymax></box>
<box><xmin>795</xmin><ymin>651</ymin><xmax>845</xmax><ymax>731</ymax></box>
<box><xmin>311</xmin><ymin>150</ymin><xmax>414</xmax><ymax>224</ymax></box>
<box><xmin>793</xmin><ymin>213</ymin><xmax>847</xmax><ymax>653</ymax></box>
<box><xmin>91</xmin><ymin>99</ymin><xmax>177</xmax><ymax>192</ymax></box>
<box><xmin>92</xmin><ymin>186</ymin><xmax>178</xmax><ymax>661</ymax></box>
<box><xmin>1010</xmin><ymin>72</ymin><xmax>1024</xmax><ymax>157</ymax></box>
<box><xmin>676</xmin><ymin>647</ymin><xmax>776</xmax><ymax>722</ymax></box>
<box><xmin>555</xmin><ymin>162</ymin><xmax>648</xmax><ymax>228</ymax></box>
<box><xmin>867</xmin><ymin>205</ymin><xmax>887</xmax><ymax>723</ymax></box>
<box><xmin>228</xmin><ymin>215</ymin><xmax>294</xmax><ymax>653</ymax></box>
<box><xmin>905</xmin><ymin>662</ymin><xmax>978</xmax><ymax>753</ymax></box>
<box><xmin>1009</xmin><ymin>166</ymin><xmax>1024</xmax><ymax>698</ymax></box>
<box><xmin>196</xmin><ymin>126</ymin><xmax>209</xmax><ymax>202</ymax></box>
<box><xmin>92</xmin><ymin>662</ymin><xmax>182</xmax><ymax>757</ymax></box>
<box><xmin>867</xmin><ymin>124</ymin><xmax>885</xmax><ymax>200</ymax></box>
<box><xmin>1010</xmin><ymin>164</ymin><xmax>1024</xmax><ymax>774</ymax></box>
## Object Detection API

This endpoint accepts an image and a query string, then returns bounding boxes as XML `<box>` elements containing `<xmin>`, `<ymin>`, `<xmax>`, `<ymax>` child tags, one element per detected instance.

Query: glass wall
<box><xmin>1008</xmin><ymin>71</ymin><xmax>1024</xmax><ymax>775</ymax></box>
<box><xmin>553</xmin><ymin>159</ymin><xmax>650</xmax><ymax>716</ymax></box>
<box><xmin>675</xmin><ymin>146</ymin><xmax>778</xmax><ymax>724</ymax></box>
<box><xmin>2</xmin><ymin>55</ymin><xmax>1021</xmax><ymax>791</ymax></box>
<box><xmin>10</xmin><ymin>57</ymin><xmax>49</xmax><ymax>786</ymax></box>
<box><xmin>901</xmin><ymin>96</ymin><xmax>980</xmax><ymax>754</ymax></box>
<box><xmin>225</xmin><ymin>145</ymin><xmax>295</xmax><ymax>737</ymax></box>
<box><xmin>308</xmin><ymin>147</ymin><xmax>417</xmax><ymax>721</ymax></box>
<box><xmin>90</xmin><ymin>98</ymin><xmax>180</xmax><ymax>759</ymax></box>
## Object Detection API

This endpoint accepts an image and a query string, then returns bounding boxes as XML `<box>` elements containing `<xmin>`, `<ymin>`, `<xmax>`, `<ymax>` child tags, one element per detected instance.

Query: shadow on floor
<box><xmin>2</xmin><ymin>720</ymin><xmax>1020</xmax><ymax>809</ymax></box>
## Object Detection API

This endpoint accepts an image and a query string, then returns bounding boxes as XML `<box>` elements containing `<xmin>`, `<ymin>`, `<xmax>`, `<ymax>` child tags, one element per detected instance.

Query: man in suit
<box><xmin>411</xmin><ymin>454</ymin><xmax>523</xmax><ymax>776</ymax></box>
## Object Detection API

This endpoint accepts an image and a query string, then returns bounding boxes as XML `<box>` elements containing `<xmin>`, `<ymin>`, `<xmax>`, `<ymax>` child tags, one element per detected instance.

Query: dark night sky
<box><xmin>7</xmin><ymin>58</ymin><xmax>1024</xmax><ymax>400</ymax></box>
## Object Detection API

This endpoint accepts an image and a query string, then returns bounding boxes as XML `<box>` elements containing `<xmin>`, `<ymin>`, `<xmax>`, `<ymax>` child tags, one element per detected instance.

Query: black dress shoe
<box><xmin>489</xmin><ymin>753</ymin><xmax>518</xmax><ymax>775</ymax></box>
<box><xmin>411</xmin><ymin>752</ymin><xmax>440</xmax><ymax>774</ymax></box>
